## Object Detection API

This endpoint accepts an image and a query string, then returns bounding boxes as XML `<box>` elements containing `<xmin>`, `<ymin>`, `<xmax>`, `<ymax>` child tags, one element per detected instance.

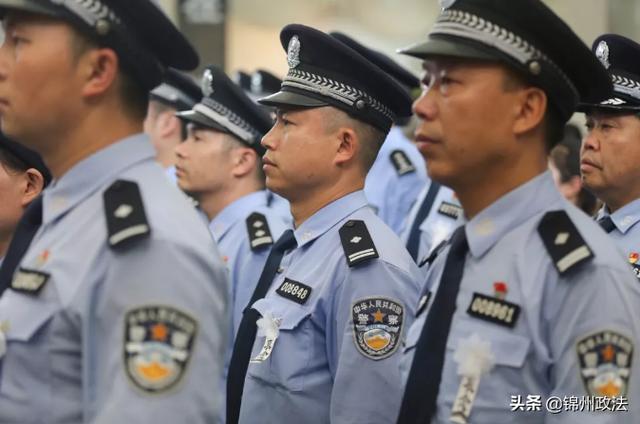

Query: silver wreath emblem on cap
<box><xmin>439</xmin><ymin>0</ymin><xmax>457</xmax><ymax>10</ymax></box>
<box><xmin>201</xmin><ymin>68</ymin><xmax>214</xmax><ymax>97</ymax></box>
<box><xmin>596</xmin><ymin>41</ymin><xmax>610</xmax><ymax>69</ymax></box>
<box><xmin>287</xmin><ymin>35</ymin><xmax>301</xmax><ymax>69</ymax></box>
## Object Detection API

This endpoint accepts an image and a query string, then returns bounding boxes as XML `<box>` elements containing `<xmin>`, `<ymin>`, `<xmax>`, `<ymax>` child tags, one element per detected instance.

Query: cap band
<box><xmin>51</xmin><ymin>0</ymin><xmax>120</xmax><ymax>28</ymax></box>
<box><xmin>194</xmin><ymin>100</ymin><xmax>260</xmax><ymax>145</ymax></box>
<box><xmin>611</xmin><ymin>74</ymin><xmax>640</xmax><ymax>101</ymax></box>
<box><xmin>431</xmin><ymin>9</ymin><xmax>578</xmax><ymax>100</ymax></box>
<box><xmin>282</xmin><ymin>68</ymin><xmax>395</xmax><ymax>121</ymax></box>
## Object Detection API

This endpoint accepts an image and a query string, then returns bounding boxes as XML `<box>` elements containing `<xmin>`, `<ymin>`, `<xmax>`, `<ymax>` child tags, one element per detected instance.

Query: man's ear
<box><xmin>21</xmin><ymin>168</ymin><xmax>45</xmax><ymax>208</ymax></box>
<box><xmin>79</xmin><ymin>47</ymin><xmax>119</xmax><ymax>99</ymax></box>
<box><xmin>156</xmin><ymin>111</ymin><xmax>182</xmax><ymax>139</ymax></box>
<box><xmin>231</xmin><ymin>147</ymin><xmax>258</xmax><ymax>178</ymax></box>
<box><xmin>334</xmin><ymin>127</ymin><xmax>359</xmax><ymax>167</ymax></box>
<box><xmin>512</xmin><ymin>87</ymin><xmax>547</xmax><ymax>136</ymax></box>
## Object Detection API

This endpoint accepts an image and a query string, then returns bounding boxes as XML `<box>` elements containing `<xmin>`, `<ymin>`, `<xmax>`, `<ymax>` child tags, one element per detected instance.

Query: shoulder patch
<box><xmin>577</xmin><ymin>330</ymin><xmax>633</xmax><ymax>398</ymax></box>
<box><xmin>246</xmin><ymin>212</ymin><xmax>274</xmax><ymax>251</ymax></box>
<box><xmin>352</xmin><ymin>297</ymin><xmax>404</xmax><ymax>360</ymax></box>
<box><xmin>437</xmin><ymin>201</ymin><xmax>462</xmax><ymax>220</ymax></box>
<box><xmin>389</xmin><ymin>150</ymin><xmax>416</xmax><ymax>176</ymax></box>
<box><xmin>537</xmin><ymin>210</ymin><xmax>594</xmax><ymax>275</ymax></box>
<box><xmin>339</xmin><ymin>220</ymin><xmax>379</xmax><ymax>267</ymax></box>
<box><xmin>103</xmin><ymin>180</ymin><xmax>150</xmax><ymax>249</ymax></box>
<box><xmin>124</xmin><ymin>305</ymin><xmax>198</xmax><ymax>394</ymax></box>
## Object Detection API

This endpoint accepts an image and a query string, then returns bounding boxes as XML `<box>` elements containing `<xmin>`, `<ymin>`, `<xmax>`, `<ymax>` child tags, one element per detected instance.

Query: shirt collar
<box><xmin>209</xmin><ymin>191</ymin><xmax>269</xmax><ymax>241</ymax></box>
<box><xmin>43</xmin><ymin>134</ymin><xmax>155</xmax><ymax>225</ymax></box>
<box><xmin>466</xmin><ymin>171</ymin><xmax>564</xmax><ymax>258</ymax></box>
<box><xmin>598</xmin><ymin>198</ymin><xmax>640</xmax><ymax>234</ymax></box>
<box><xmin>294</xmin><ymin>190</ymin><xmax>368</xmax><ymax>247</ymax></box>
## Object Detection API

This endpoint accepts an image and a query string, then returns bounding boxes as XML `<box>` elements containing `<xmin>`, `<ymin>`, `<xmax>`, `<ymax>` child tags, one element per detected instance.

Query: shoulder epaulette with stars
<box><xmin>389</xmin><ymin>150</ymin><xmax>416</xmax><ymax>176</ymax></box>
<box><xmin>103</xmin><ymin>180</ymin><xmax>151</xmax><ymax>249</ymax></box>
<box><xmin>537</xmin><ymin>210</ymin><xmax>594</xmax><ymax>276</ymax></box>
<box><xmin>246</xmin><ymin>212</ymin><xmax>274</xmax><ymax>251</ymax></box>
<box><xmin>339</xmin><ymin>220</ymin><xmax>379</xmax><ymax>267</ymax></box>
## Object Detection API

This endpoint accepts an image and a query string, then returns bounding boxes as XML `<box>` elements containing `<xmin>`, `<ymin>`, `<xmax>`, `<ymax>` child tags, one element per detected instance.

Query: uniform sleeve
<box><xmin>546</xmin><ymin>264</ymin><xmax>640</xmax><ymax>424</ymax></box>
<box><xmin>328</xmin><ymin>259</ymin><xmax>419</xmax><ymax>424</ymax></box>
<box><xmin>86</xmin><ymin>238</ymin><xmax>229</xmax><ymax>424</ymax></box>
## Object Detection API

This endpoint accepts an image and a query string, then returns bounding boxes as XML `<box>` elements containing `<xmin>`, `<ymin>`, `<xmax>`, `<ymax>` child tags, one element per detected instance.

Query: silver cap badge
<box><xmin>201</xmin><ymin>68</ymin><xmax>214</xmax><ymax>97</ymax></box>
<box><xmin>596</xmin><ymin>41</ymin><xmax>610</xmax><ymax>69</ymax></box>
<box><xmin>287</xmin><ymin>35</ymin><xmax>301</xmax><ymax>69</ymax></box>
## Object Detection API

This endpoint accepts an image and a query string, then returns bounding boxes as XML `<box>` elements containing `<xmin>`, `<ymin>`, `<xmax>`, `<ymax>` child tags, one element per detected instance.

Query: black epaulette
<box><xmin>339</xmin><ymin>220</ymin><xmax>379</xmax><ymax>267</ymax></box>
<box><xmin>389</xmin><ymin>150</ymin><xmax>416</xmax><ymax>176</ymax></box>
<box><xmin>103</xmin><ymin>180</ymin><xmax>151</xmax><ymax>249</ymax></box>
<box><xmin>537</xmin><ymin>210</ymin><xmax>594</xmax><ymax>276</ymax></box>
<box><xmin>246</xmin><ymin>212</ymin><xmax>274</xmax><ymax>251</ymax></box>
<box><xmin>418</xmin><ymin>239</ymin><xmax>448</xmax><ymax>268</ymax></box>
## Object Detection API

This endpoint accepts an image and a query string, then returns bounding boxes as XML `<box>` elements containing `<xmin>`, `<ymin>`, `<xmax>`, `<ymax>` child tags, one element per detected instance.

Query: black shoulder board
<box><xmin>246</xmin><ymin>212</ymin><xmax>274</xmax><ymax>251</ymax></box>
<box><xmin>103</xmin><ymin>180</ymin><xmax>151</xmax><ymax>249</ymax></box>
<box><xmin>418</xmin><ymin>239</ymin><xmax>448</xmax><ymax>268</ymax></box>
<box><xmin>537</xmin><ymin>210</ymin><xmax>594</xmax><ymax>276</ymax></box>
<box><xmin>389</xmin><ymin>150</ymin><xmax>416</xmax><ymax>176</ymax></box>
<box><xmin>339</xmin><ymin>220</ymin><xmax>379</xmax><ymax>267</ymax></box>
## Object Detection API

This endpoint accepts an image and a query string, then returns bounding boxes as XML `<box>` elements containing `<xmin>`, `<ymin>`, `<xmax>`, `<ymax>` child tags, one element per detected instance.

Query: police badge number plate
<box><xmin>352</xmin><ymin>297</ymin><xmax>404</xmax><ymax>360</ymax></box>
<box><xmin>124</xmin><ymin>305</ymin><xmax>198</xmax><ymax>394</ymax></box>
<box><xmin>577</xmin><ymin>330</ymin><xmax>633</xmax><ymax>398</ymax></box>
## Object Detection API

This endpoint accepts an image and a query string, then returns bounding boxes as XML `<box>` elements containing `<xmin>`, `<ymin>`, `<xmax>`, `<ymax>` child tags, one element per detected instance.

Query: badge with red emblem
<box><xmin>352</xmin><ymin>297</ymin><xmax>404</xmax><ymax>360</ymax></box>
<box><xmin>628</xmin><ymin>252</ymin><xmax>640</xmax><ymax>279</ymax></box>
<box><xmin>124</xmin><ymin>305</ymin><xmax>198</xmax><ymax>393</ymax></box>
<box><xmin>577</xmin><ymin>330</ymin><xmax>633</xmax><ymax>398</ymax></box>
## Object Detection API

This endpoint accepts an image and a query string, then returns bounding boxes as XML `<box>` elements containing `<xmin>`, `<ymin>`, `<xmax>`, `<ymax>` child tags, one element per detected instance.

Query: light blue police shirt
<box><xmin>0</xmin><ymin>134</ymin><xmax>229</xmax><ymax>423</ymax></box>
<box><xmin>209</xmin><ymin>190</ymin><xmax>290</xmax><ymax>336</ymax></box>
<box><xmin>596</xmin><ymin>199</ymin><xmax>640</xmax><ymax>280</ymax></box>
<box><xmin>400</xmin><ymin>182</ymin><xmax>461</xmax><ymax>269</ymax></box>
<box><xmin>401</xmin><ymin>171</ymin><xmax>640</xmax><ymax>423</ymax></box>
<box><xmin>364</xmin><ymin>126</ymin><xmax>427</xmax><ymax>234</ymax></box>
<box><xmin>239</xmin><ymin>190</ymin><xmax>422</xmax><ymax>424</ymax></box>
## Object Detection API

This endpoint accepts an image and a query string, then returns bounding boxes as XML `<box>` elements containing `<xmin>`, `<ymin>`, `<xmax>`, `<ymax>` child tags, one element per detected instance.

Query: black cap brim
<box><xmin>258</xmin><ymin>90</ymin><xmax>329</xmax><ymax>109</ymax></box>
<box><xmin>576</xmin><ymin>101</ymin><xmax>640</xmax><ymax>114</ymax></box>
<box><xmin>0</xmin><ymin>0</ymin><xmax>60</xmax><ymax>17</ymax></box>
<box><xmin>398</xmin><ymin>37</ymin><xmax>497</xmax><ymax>61</ymax></box>
<box><xmin>175</xmin><ymin>110</ymin><xmax>230</xmax><ymax>134</ymax></box>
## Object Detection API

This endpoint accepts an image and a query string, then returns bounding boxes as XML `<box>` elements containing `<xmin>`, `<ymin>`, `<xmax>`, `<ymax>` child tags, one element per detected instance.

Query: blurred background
<box><xmin>158</xmin><ymin>0</ymin><xmax>640</xmax><ymax>79</ymax></box>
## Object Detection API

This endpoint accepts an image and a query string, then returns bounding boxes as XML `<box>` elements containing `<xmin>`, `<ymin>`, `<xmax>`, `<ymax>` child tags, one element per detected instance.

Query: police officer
<box><xmin>144</xmin><ymin>68</ymin><xmax>201</xmax><ymax>181</ymax></box>
<box><xmin>396</xmin><ymin>1</ymin><xmax>640</xmax><ymax>423</ymax></box>
<box><xmin>331</xmin><ymin>32</ymin><xmax>461</xmax><ymax>267</ymax></box>
<box><xmin>580</xmin><ymin>34</ymin><xmax>640</xmax><ymax>280</ymax></box>
<box><xmin>0</xmin><ymin>1</ymin><xmax>228</xmax><ymax>422</ymax></box>
<box><xmin>0</xmin><ymin>134</ymin><xmax>50</xmax><ymax>263</ymax></box>
<box><xmin>331</xmin><ymin>31</ymin><xmax>428</xmax><ymax>235</ymax></box>
<box><xmin>175</xmin><ymin>66</ymin><xmax>290</xmax><ymax>338</ymax></box>
<box><xmin>226</xmin><ymin>24</ymin><xmax>422</xmax><ymax>424</ymax></box>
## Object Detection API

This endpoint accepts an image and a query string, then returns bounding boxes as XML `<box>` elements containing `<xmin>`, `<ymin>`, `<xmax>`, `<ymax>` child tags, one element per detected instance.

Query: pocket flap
<box><xmin>446</xmin><ymin>328</ymin><xmax>530</xmax><ymax>368</ymax></box>
<box><xmin>252</xmin><ymin>298</ymin><xmax>310</xmax><ymax>331</ymax></box>
<box><xmin>0</xmin><ymin>291</ymin><xmax>56</xmax><ymax>341</ymax></box>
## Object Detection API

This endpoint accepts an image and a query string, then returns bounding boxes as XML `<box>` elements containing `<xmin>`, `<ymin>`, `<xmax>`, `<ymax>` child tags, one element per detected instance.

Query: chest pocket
<box><xmin>246</xmin><ymin>298</ymin><xmax>312</xmax><ymax>392</ymax></box>
<box><xmin>0</xmin><ymin>290</ymin><xmax>56</xmax><ymax>345</ymax></box>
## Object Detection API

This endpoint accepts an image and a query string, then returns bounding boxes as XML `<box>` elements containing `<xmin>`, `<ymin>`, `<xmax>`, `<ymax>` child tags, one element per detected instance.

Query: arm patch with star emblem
<box><xmin>339</xmin><ymin>220</ymin><xmax>379</xmax><ymax>267</ymax></box>
<box><xmin>103</xmin><ymin>180</ymin><xmax>151</xmax><ymax>249</ymax></box>
<box><xmin>352</xmin><ymin>297</ymin><xmax>404</xmax><ymax>360</ymax></box>
<box><xmin>245</xmin><ymin>212</ymin><xmax>274</xmax><ymax>251</ymax></box>
<box><xmin>537</xmin><ymin>210</ymin><xmax>594</xmax><ymax>276</ymax></box>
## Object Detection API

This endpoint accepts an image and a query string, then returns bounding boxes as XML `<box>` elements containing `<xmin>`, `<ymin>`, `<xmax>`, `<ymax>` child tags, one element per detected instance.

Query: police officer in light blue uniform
<box><xmin>0</xmin><ymin>1</ymin><xmax>228</xmax><ymax>422</ymax></box>
<box><xmin>226</xmin><ymin>24</ymin><xmax>422</xmax><ymax>424</ymax></box>
<box><xmin>175</xmin><ymin>66</ymin><xmax>290</xmax><ymax>336</ymax></box>
<box><xmin>579</xmin><ymin>34</ymin><xmax>640</xmax><ymax>281</ymax></box>
<box><xmin>145</xmin><ymin>68</ymin><xmax>201</xmax><ymax>183</ymax></box>
<box><xmin>330</xmin><ymin>32</ymin><xmax>428</xmax><ymax>235</ymax></box>
<box><xmin>396</xmin><ymin>1</ymin><xmax>640</xmax><ymax>423</ymax></box>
